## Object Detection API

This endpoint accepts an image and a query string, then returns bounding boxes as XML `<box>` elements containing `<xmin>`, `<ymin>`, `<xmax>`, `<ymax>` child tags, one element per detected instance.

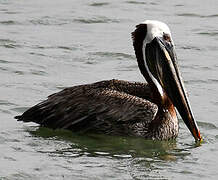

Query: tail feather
<box><xmin>14</xmin><ymin>115</ymin><xmax>22</xmax><ymax>121</ymax></box>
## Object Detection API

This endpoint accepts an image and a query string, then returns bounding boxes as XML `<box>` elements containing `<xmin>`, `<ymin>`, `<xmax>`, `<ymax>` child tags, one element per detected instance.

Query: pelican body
<box><xmin>15</xmin><ymin>20</ymin><xmax>202</xmax><ymax>141</ymax></box>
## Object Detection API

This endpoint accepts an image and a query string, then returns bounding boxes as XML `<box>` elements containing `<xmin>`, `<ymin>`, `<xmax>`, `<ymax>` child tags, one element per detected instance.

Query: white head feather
<box><xmin>141</xmin><ymin>20</ymin><xmax>174</xmax><ymax>97</ymax></box>
<box><xmin>142</xmin><ymin>20</ymin><xmax>173</xmax><ymax>45</ymax></box>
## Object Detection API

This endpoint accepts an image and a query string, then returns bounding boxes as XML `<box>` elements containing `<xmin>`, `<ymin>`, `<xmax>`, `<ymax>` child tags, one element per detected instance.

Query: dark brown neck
<box><xmin>132</xmin><ymin>31</ymin><xmax>176</xmax><ymax>119</ymax></box>
<box><xmin>132</xmin><ymin>24</ymin><xmax>178</xmax><ymax>139</ymax></box>
<box><xmin>132</xmin><ymin>24</ymin><xmax>164</xmax><ymax>108</ymax></box>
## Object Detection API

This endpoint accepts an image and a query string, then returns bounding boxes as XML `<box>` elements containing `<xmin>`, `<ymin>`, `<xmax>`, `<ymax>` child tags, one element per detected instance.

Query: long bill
<box><xmin>145</xmin><ymin>37</ymin><xmax>202</xmax><ymax>142</ymax></box>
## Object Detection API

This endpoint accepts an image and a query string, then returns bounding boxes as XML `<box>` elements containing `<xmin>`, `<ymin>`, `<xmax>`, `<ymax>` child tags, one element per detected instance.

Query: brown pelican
<box><xmin>15</xmin><ymin>20</ymin><xmax>202</xmax><ymax>141</ymax></box>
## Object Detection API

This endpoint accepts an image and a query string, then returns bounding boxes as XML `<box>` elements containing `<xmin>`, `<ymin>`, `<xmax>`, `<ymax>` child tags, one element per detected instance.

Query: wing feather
<box><xmin>15</xmin><ymin>79</ymin><xmax>158</xmax><ymax>135</ymax></box>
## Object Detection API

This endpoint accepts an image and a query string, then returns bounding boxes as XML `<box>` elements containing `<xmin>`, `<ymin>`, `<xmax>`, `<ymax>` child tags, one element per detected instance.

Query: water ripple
<box><xmin>58</xmin><ymin>46</ymin><xmax>76</xmax><ymax>51</ymax></box>
<box><xmin>176</xmin><ymin>13</ymin><xmax>218</xmax><ymax>18</ymax></box>
<box><xmin>74</xmin><ymin>16</ymin><xmax>120</xmax><ymax>24</ymax></box>
<box><xmin>29</xmin><ymin>52</ymin><xmax>46</xmax><ymax>57</ymax></box>
<box><xmin>184</xmin><ymin>78</ymin><xmax>218</xmax><ymax>85</ymax></box>
<box><xmin>2</xmin><ymin>44</ymin><xmax>21</xmax><ymax>49</ymax></box>
<box><xmin>29</xmin><ymin>16</ymin><xmax>67</xmax><ymax>26</ymax></box>
<box><xmin>0</xmin><ymin>20</ymin><xmax>18</xmax><ymax>25</ymax></box>
<box><xmin>198</xmin><ymin>121</ymin><xmax>218</xmax><ymax>130</ymax></box>
<box><xmin>89</xmin><ymin>2</ymin><xmax>110</xmax><ymax>7</ymax></box>
<box><xmin>179</xmin><ymin>45</ymin><xmax>202</xmax><ymax>51</ymax></box>
<box><xmin>11</xmin><ymin>107</ymin><xmax>29</xmax><ymax>113</ymax></box>
<box><xmin>29</xmin><ymin>69</ymin><xmax>48</xmax><ymax>76</ymax></box>
<box><xmin>2</xmin><ymin>11</ymin><xmax>20</xmax><ymax>15</ymax></box>
<box><xmin>0</xmin><ymin>59</ymin><xmax>13</xmax><ymax>64</ymax></box>
<box><xmin>125</xmin><ymin>1</ymin><xmax>147</xmax><ymax>4</ymax></box>
<box><xmin>207</xmin><ymin>79</ymin><xmax>218</xmax><ymax>84</ymax></box>
<box><xmin>181</xmin><ymin>65</ymin><xmax>212</xmax><ymax>71</ymax></box>
<box><xmin>0</xmin><ymin>38</ymin><xmax>16</xmax><ymax>44</ymax></box>
<box><xmin>0</xmin><ymin>100</ymin><xmax>16</xmax><ymax>106</ymax></box>
<box><xmin>28</xmin><ymin>127</ymin><xmax>178</xmax><ymax>159</ymax></box>
<box><xmin>32</xmin><ymin>45</ymin><xmax>78</xmax><ymax>51</ymax></box>
<box><xmin>0</xmin><ymin>38</ymin><xmax>21</xmax><ymax>49</ymax></box>
<box><xmin>90</xmin><ymin>51</ymin><xmax>134</xmax><ymax>60</ymax></box>
<box><xmin>197</xmin><ymin>31</ymin><xmax>218</xmax><ymax>37</ymax></box>
<box><xmin>129</xmin><ymin>157</ymin><xmax>168</xmax><ymax>179</ymax></box>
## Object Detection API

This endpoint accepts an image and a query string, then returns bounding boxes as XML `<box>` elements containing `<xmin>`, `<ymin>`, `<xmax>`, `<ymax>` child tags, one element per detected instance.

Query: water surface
<box><xmin>1</xmin><ymin>0</ymin><xmax>218</xmax><ymax>179</ymax></box>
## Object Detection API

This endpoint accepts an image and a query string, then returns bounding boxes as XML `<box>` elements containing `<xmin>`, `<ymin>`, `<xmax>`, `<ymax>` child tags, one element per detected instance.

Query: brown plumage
<box><xmin>15</xmin><ymin>20</ymin><xmax>202</xmax><ymax>141</ymax></box>
<box><xmin>15</xmin><ymin>79</ymin><xmax>178</xmax><ymax>140</ymax></box>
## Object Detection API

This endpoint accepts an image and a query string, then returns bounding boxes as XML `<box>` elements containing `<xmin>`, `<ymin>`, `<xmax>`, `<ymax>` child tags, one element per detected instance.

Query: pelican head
<box><xmin>132</xmin><ymin>20</ymin><xmax>202</xmax><ymax>141</ymax></box>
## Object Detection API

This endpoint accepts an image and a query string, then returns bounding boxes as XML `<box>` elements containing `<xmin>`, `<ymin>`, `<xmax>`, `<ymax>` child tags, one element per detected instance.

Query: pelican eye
<box><xmin>163</xmin><ymin>33</ymin><xmax>171</xmax><ymax>42</ymax></box>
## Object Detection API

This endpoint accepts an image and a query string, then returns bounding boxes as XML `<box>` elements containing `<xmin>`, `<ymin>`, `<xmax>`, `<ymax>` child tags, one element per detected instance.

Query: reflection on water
<box><xmin>30</xmin><ymin>127</ymin><xmax>177</xmax><ymax>158</ymax></box>
<box><xmin>27</xmin><ymin>127</ymin><xmax>195</xmax><ymax>179</ymax></box>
